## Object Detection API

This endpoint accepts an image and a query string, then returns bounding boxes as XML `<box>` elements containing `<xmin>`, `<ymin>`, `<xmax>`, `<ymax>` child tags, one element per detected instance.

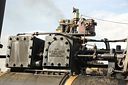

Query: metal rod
<box><xmin>0</xmin><ymin>55</ymin><xmax>6</xmax><ymax>58</ymax></box>
<box><xmin>17</xmin><ymin>32</ymin><xmax>95</xmax><ymax>36</ymax></box>
<box><xmin>77</xmin><ymin>54</ymin><xmax>115</xmax><ymax>61</ymax></box>
<box><xmin>81</xmin><ymin>38</ymin><xmax>127</xmax><ymax>42</ymax></box>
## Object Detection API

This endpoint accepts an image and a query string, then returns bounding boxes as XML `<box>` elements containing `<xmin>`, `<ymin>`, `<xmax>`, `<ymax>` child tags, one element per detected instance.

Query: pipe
<box><xmin>77</xmin><ymin>54</ymin><xmax>116</xmax><ymax>61</ymax></box>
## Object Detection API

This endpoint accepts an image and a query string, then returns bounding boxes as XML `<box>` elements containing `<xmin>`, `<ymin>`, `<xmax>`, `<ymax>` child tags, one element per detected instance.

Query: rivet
<box><xmin>45</xmin><ymin>48</ymin><xmax>48</xmax><ymax>51</ymax></box>
<box><xmin>65</xmin><ymin>42</ymin><xmax>68</xmax><ymax>45</ymax></box>
<box><xmin>59</xmin><ymin>72</ymin><xmax>61</xmax><ymax>75</ymax></box>
<box><xmin>53</xmin><ymin>37</ymin><xmax>57</xmax><ymax>40</ymax></box>
<box><xmin>9</xmin><ymin>37</ymin><xmax>12</xmax><ymax>40</ymax></box>
<box><xmin>60</xmin><ymin>37</ymin><xmax>63</xmax><ymax>40</ymax></box>
<box><xmin>7</xmin><ymin>55</ymin><xmax>10</xmax><ymax>58</ymax></box>
<box><xmin>8</xmin><ymin>46</ymin><xmax>11</xmax><ymax>49</ymax></box>
<box><xmin>13</xmin><ymin>64</ymin><xmax>16</xmax><ymax>67</ymax></box>
<box><xmin>31</xmin><ymin>38</ymin><xmax>33</xmax><ymax>40</ymax></box>
<box><xmin>29</xmin><ymin>55</ymin><xmax>31</xmax><ymax>58</ymax></box>
<box><xmin>67</xmin><ymin>49</ymin><xmax>70</xmax><ymax>52</ymax></box>
<box><xmin>48</xmin><ymin>42</ymin><xmax>51</xmax><ymax>45</ymax></box>
<box><xmin>20</xmin><ymin>64</ymin><xmax>23</xmax><ymax>67</ymax></box>
<box><xmin>51</xmin><ymin>63</ymin><xmax>54</xmax><ymax>66</ymax></box>
<box><xmin>66</xmin><ymin>63</ymin><xmax>69</xmax><ymax>67</ymax></box>
<box><xmin>66</xmin><ymin>56</ymin><xmax>69</xmax><ymax>59</ymax></box>
<box><xmin>30</xmin><ymin>46</ymin><xmax>32</xmax><ymax>49</ymax></box>
<box><xmin>16</xmin><ymin>37</ymin><xmax>19</xmax><ymax>40</ymax></box>
<box><xmin>58</xmin><ymin>63</ymin><xmax>61</xmax><ymax>66</ymax></box>
<box><xmin>44</xmin><ymin>63</ymin><xmax>46</xmax><ymax>66</ymax></box>
<box><xmin>45</xmin><ymin>56</ymin><xmax>47</xmax><ymax>58</ymax></box>
<box><xmin>28</xmin><ymin>64</ymin><xmax>30</xmax><ymax>67</ymax></box>
<box><xmin>24</xmin><ymin>37</ymin><xmax>26</xmax><ymax>40</ymax></box>
<box><xmin>6</xmin><ymin>63</ymin><xmax>8</xmax><ymax>67</ymax></box>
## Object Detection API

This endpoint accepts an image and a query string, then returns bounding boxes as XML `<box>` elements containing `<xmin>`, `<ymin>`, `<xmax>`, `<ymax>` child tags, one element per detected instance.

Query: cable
<box><xmin>81</xmin><ymin>15</ymin><xmax>128</xmax><ymax>25</ymax></box>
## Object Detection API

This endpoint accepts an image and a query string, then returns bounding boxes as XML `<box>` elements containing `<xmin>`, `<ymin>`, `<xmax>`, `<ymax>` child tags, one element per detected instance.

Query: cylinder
<box><xmin>0</xmin><ymin>72</ymin><xmax>128</xmax><ymax>85</ymax></box>
<box><xmin>0</xmin><ymin>72</ymin><xmax>65</xmax><ymax>85</ymax></box>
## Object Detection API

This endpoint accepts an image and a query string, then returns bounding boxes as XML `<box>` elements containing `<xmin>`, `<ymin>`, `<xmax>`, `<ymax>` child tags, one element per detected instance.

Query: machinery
<box><xmin>1</xmin><ymin>1</ymin><xmax>128</xmax><ymax>85</ymax></box>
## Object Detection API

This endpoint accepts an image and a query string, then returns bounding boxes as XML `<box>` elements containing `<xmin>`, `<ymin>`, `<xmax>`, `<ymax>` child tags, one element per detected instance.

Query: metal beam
<box><xmin>0</xmin><ymin>0</ymin><xmax>6</xmax><ymax>38</ymax></box>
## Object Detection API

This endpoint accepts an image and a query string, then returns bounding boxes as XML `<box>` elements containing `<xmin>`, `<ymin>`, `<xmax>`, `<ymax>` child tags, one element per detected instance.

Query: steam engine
<box><xmin>0</xmin><ymin>8</ymin><xmax>128</xmax><ymax>85</ymax></box>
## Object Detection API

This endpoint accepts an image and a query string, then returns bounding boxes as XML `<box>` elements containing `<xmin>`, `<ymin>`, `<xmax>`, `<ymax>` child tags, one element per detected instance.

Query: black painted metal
<box><xmin>0</xmin><ymin>0</ymin><xmax>6</xmax><ymax>38</ymax></box>
<box><xmin>0</xmin><ymin>55</ymin><xmax>6</xmax><ymax>58</ymax></box>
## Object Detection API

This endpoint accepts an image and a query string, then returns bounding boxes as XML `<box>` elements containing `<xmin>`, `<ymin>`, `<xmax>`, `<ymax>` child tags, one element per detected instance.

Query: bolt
<box><xmin>30</xmin><ymin>46</ymin><xmax>32</xmax><ymax>49</ymax></box>
<box><xmin>44</xmin><ymin>63</ymin><xmax>46</xmax><ymax>66</ymax></box>
<box><xmin>66</xmin><ymin>63</ymin><xmax>69</xmax><ymax>67</ymax></box>
<box><xmin>66</xmin><ymin>56</ymin><xmax>69</xmax><ymax>59</ymax></box>
<box><xmin>45</xmin><ymin>56</ymin><xmax>47</xmax><ymax>58</ymax></box>
<box><xmin>58</xmin><ymin>63</ymin><xmax>61</xmax><ymax>66</ymax></box>
<box><xmin>48</xmin><ymin>42</ymin><xmax>51</xmax><ymax>45</ymax></box>
<box><xmin>13</xmin><ymin>64</ymin><xmax>16</xmax><ymax>67</ymax></box>
<box><xmin>7</xmin><ymin>55</ymin><xmax>10</xmax><ymax>58</ymax></box>
<box><xmin>60</xmin><ymin>37</ymin><xmax>63</xmax><ymax>40</ymax></box>
<box><xmin>51</xmin><ymin>63</ymin><xmax>54</xmax><ymax>66</ymax></box>
<box><xmin>8</xmin><ymin>46</ymin><xmax>11</xmax><ymax>49</ymax></box>
<box><xmin>67</xmin><ymin>49</ymin><xmax>70</xmax><ymax>52</ymax></box>
<box><xmin>24</xmin><ymin>37</ymin><xmax>26</xmax><ymax>40</ymax></box>
<box><xmin>65</xmin><ymin>42</ymin><xmax>68</xmax><ymax>45</ymax></box>
<box><xmin>45</xmin><ymin>48</ymin><xmax>48</xmax><ymax>51</ymax></box>
<box><xmin>28</xmin><ymin>64</ymin><xmax>30</xmax><ymax>67</ymax></box>
<box><xmin>29</xmin><ymin>55</ymin><xmax>31</xmax><ymax>58</ymax></box>
<box><xmin>59</xmin><ymin>72</ymin><xmax>61</xmax><ymax>75</ymax></box>
<box><xmin>20</xmin><ymin>64</ymin><xmax>23</xmax><ymax>67</ymax></box>
<box><xmin>16</xmin><ymin>37</ymin><xmax>19</xmax><ymax>40</ymax></box>
<box><xmin>9</xmin><ymin>37</ymin><xmax>12</xmax><ymax>40</ymax></box>
<box><xmin>53</xmin><ymin>37</ymin><xmax>57</xmax><ymax>40</ymax></box>
<box><xmin>6</xmin><ymin>63</ymin><xmax>8</xmax><ymax>67</ymax></box>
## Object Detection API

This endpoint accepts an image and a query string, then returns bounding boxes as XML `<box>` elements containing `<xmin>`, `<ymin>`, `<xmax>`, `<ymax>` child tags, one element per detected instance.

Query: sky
<box><xmin>0</xmin><ymin>0</ymin><xmax>128</xmax><ymax>71</ymax></box>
